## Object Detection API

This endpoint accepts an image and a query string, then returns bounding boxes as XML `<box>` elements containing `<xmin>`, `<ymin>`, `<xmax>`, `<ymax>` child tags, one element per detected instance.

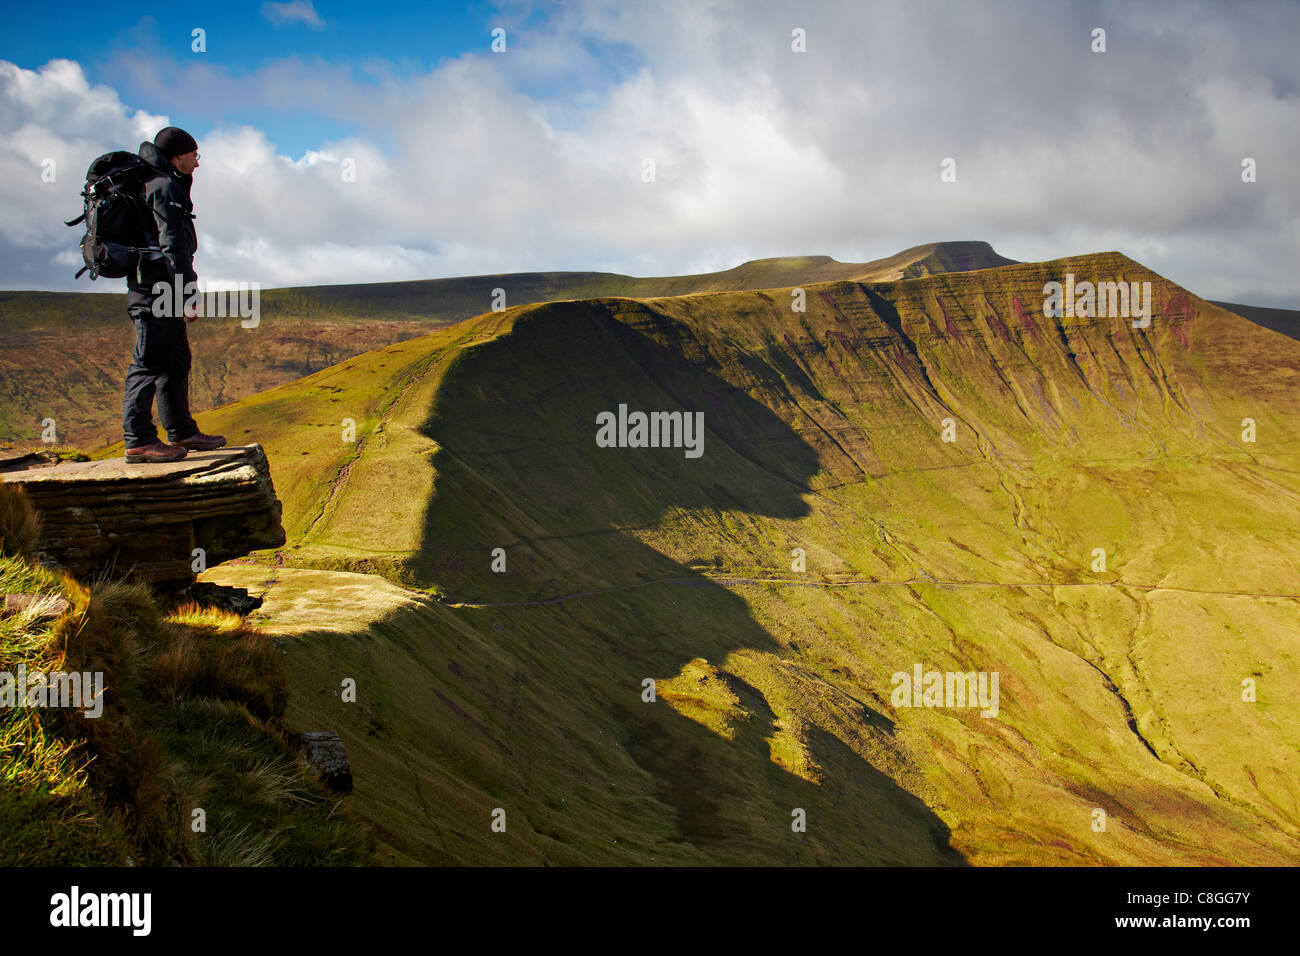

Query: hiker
<box><xmin>122</xmin><ymin>126</ymin><xmax>227</xmax><ymax>464</ymax></box>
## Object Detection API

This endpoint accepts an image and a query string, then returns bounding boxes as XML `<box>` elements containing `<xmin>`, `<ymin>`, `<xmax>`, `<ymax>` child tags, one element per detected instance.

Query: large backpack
<box><xmin>64</xmin><ymin>151</ymin><xmax>157</xmax><ymax>280</ymax></box>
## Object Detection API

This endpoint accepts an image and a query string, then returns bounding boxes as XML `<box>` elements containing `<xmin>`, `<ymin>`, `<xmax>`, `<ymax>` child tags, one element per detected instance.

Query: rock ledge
<box><xmin>1</xmin><ymin>445</ymin><xmax>285</xmax><ymax>587</ymax></box>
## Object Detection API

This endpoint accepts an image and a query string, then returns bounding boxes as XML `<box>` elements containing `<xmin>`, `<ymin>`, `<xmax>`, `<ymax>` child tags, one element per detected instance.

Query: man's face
<box><xmin>170</xmin><ymin>149</ymin><xmax>199</xmax><ymax>175</ymax></box>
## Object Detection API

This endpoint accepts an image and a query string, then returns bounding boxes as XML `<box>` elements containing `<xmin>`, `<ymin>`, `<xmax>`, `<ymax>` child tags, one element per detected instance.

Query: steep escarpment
<box><xmin>194</xmin><ymin>251</ymin><xmax>1300</xmax><ymax>865</ymax></box>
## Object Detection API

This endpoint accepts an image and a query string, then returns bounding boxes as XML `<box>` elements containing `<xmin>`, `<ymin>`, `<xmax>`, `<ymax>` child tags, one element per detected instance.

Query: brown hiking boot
<box><xmin>174</xmin><ymin>431</ymin><xmax>227</xmax><ymax>451</ymax></box>
<box><xmin>125</xmin><ymin>442</ymin><xmax>188</xmax><ymax>463</ymax></box>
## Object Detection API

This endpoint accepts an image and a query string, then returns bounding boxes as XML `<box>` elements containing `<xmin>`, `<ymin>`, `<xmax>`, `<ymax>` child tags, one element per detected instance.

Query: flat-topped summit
<box><xmin>717</xmin><ymin>241</ymin><xmax>1018</xmax><ymax>286</ymax></box>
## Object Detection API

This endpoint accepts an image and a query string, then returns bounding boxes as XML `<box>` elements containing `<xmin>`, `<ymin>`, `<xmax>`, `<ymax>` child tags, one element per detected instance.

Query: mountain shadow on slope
<box><xmin>400</xmin><ymin>298</ymin><xmax>964</xmax><ymax>864</ymax></box>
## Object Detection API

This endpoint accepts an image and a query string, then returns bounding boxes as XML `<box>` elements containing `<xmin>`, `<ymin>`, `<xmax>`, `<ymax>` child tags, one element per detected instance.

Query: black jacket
<box><xmin>137</xmin><ymin>141</ymin><xmax>197</xmax><ymax>287</ymax></box>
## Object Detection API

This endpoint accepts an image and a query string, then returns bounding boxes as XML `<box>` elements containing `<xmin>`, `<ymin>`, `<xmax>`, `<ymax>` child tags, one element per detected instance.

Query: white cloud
<box><xmin>261</xmin><ymin>1</ymin><xmax>324</xmax><ymax>30</ymax></box>
<box><xmin>2</xmin><ymin>0</ymin><xmax>1298</xmax><ymax>306</ymax></box>
<box><xmin>0</xmin><ymin>59</ymin><xmax>166</xmax><ymax>248</ymax></box>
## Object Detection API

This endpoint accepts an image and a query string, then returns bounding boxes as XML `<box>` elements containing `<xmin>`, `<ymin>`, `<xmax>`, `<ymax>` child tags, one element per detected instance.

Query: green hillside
<box><xmin>171</xmin><ymin>250</ymin><xmax>1300</xmax><ymax>864</ymax></box>
<box><xmin>0</xmin><ymin>241</ymin><xmax>1012</xmax><ymax>449</ymax></box>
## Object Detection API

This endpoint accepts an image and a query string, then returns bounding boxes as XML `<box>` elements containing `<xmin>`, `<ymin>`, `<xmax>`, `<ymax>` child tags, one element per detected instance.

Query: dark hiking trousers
<box><xmin>122</xmin><ymin>300</ymin><xmax>199</xmax><ymax>449</ymax></box>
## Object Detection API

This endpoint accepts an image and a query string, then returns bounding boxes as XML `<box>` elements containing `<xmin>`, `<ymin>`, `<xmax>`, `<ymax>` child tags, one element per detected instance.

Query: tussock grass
<box><xmin>0</xmin><ymin>487</ymin><xmax>369</xmax><ymax>865</ymax></box>
<box><xmin>0</xmin><ymin>483</ymin><xmax>37</xmax><ymax>561</ymax></box>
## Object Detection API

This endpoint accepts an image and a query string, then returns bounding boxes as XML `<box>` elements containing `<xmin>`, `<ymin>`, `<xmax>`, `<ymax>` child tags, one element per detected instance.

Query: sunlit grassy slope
<box><xmin>0</xmin><ymin>486</ymin><xmax>369</xmax><ymax>866</ymax></box>
<box><xmin>1</xmin><ymin>241</ymin><xmax>1009</xmax><ymax>449</ymax></box>
<box><xmin>1210</xmin><ymin>300</ymin><xmax>1300</xmax><ymax>342</ymax></box>
<box><xmin>192</xmin><ymin>249</ymin><xmax>1299</xmax><ymax>865</ymax></box>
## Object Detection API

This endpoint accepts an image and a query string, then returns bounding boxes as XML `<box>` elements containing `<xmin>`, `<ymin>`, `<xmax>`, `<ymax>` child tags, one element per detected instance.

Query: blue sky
<box><xmin>1</xmin><ymin>0</ymin><xmax>1297</xmax><ymax>305</ymax></box>
<box><xmin>2</xmin><ymin>2</ymin><xmax>585</xmax><ymax>156</ymax></box>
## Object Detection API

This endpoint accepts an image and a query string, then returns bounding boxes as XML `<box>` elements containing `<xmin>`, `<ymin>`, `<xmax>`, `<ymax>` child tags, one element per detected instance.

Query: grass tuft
<box><xmin>0</xmin><ymin>483</ymin><xmax>38</xmax><ymax>560</ymax></box>
<box><xmin>0</xmin><ymin>546</ymin><xmax>370</xmax><ymax>866</ymax></box>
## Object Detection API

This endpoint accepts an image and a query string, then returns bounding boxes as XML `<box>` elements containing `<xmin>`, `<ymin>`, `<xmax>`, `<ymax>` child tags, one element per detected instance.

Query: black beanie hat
<box><xmin>154</xmin><ymin>126</ymin><xmax>198</xmax><ymax>158</ymax></box>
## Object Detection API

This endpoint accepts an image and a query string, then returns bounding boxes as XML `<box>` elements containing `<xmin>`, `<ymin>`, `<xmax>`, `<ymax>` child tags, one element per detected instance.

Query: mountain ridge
<box><xmin>185</xmin><ymin>248</ymin><xmax>1300</xmax><ymax>865</ymax></box>
<box><xmin>0</xmin><ymin>240</ymin><xmax>1013</xmax><ymax>449</ymax></box>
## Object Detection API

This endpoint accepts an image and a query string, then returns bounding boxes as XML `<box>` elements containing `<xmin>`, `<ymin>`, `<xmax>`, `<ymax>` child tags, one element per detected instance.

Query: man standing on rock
<box><xmin>122</xmin><ymin>126</ymin><xmax>227</xmax><ymax>463</ymax></box>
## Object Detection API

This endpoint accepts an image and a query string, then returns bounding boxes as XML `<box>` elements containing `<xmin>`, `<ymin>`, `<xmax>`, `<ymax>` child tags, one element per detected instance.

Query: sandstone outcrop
<box><xmin>0</xmin><ymin>445</ymin><xmax>284</xmax><ymax>587</ymax></box>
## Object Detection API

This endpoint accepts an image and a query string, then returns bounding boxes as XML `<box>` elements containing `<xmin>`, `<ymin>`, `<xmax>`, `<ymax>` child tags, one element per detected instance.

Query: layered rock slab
<box><xmin>0</xmin><ymin>445</ymin><xmax>285</xmax><ymax>587</ymax></box>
